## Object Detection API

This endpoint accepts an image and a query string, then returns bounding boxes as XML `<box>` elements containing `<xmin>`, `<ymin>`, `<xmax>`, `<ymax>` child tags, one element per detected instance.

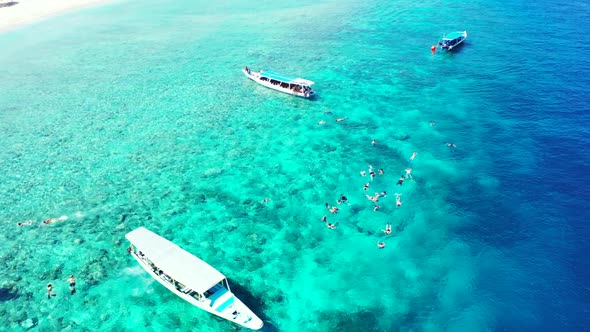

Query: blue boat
<box><xmin>438</xmin><ymin>31</ymin><xmax>467</xmax><ymax>50</ymax></box>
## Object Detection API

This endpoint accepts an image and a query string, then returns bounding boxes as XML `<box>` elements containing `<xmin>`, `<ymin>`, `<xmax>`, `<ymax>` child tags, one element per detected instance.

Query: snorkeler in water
<box><xmin>405</xmin><ymin>168</ymin><xmax>413</xmax><ymax>179</ymax></box>
<box><xmin>42</xmin><ymin>215</ymin><xmax>68</xmax><ymax>225</ymax></box>
<box><xmin>397</xmin><ymin>175</ymin><xmax>405</xmax><ymax>186</ymax></box>
<box><xmin>383</xmin><ymin>224</ymin><xmax>392</xmax><ymax>235</ymax></box>
<box><xmin>395</xmin><ymin>193</ymin><xmax>402</xmax><ymax>207</ymax></box>
<box><xmin>17</xmin><ymin>221</ymin><xmax>33</xmax><ymax>227</ymax></box>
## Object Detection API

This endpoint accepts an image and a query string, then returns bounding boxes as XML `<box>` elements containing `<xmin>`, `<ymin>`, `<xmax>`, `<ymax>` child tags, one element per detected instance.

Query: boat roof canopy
<box><xmin>443</xmin><ymin>31</ymin><xmax>465</xmax><ymax>40</ymax></box>
<box><xmin>126</xmin><ymin>227</ymin><xmax>225</xmax><ymax>294</ymax></box>
<box><xmin>260</xmin><ymin>70</ymin><xmax>315</xmax><ymax>86</ymax></box>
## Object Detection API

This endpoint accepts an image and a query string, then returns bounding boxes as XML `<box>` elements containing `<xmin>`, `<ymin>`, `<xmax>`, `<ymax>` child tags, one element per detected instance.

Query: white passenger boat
<box><xmin>125</xmin><ymin>227</ymin><xmax>263</xmax><ymax>330</ymax></box>
<box><xmin>243</xmin><ymin>67</ymin><xmax>315</xmax><ymax>98</ymax></box>
<box><xmin>438</xmin><ymin>31</ymin><xmax>467</xmax><ymax>50</ymax></box>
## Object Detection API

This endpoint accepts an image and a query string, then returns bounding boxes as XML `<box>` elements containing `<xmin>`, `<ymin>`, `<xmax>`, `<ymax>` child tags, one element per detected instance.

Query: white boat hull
<box><xmin>440</xmin><ymin>31</ymin><xmax>467</xmax><ymax>50</ymax></box>
<box><xmin>243</xmin><ymin>69</ymin><xmax>314</xmax><ymax>98</ymax></box>
<box><xmin>130</xmin><ymin>252</ymin><xmax>263</xmax><ymax>330</ymax></box>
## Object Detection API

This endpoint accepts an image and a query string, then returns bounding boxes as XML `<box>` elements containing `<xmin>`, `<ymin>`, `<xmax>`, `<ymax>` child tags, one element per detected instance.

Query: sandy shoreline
<box><xmin>0</xmin><ymin>0</ymin><xmax>113</xmax><ymax>33</ymax></box>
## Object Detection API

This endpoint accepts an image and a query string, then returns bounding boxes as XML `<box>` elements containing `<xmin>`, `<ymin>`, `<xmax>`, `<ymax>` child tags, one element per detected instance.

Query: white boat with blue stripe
<box><xmin>243</xmin><ymin>66</ymin><xmax>315</xmax><ymax>98</ymax></box>
<box><xmin>438</xmin><ymin>31</ymin><xmax>467</xmax><ymax>50</ymax></box>
<box><xmin>125</xmin><ymin>227</ymin><xmax>263</xmax><ymax>330</ymax></box>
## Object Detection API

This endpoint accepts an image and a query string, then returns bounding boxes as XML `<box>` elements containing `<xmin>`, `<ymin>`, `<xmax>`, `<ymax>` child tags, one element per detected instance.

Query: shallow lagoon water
<box><xmin>0</xmin><ymin>0</ymin><xmax>588</xmax><ymax>331</ymax></box>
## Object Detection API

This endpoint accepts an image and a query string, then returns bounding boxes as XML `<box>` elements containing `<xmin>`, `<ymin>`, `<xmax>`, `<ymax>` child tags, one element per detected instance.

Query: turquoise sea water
<box><xmin>1</xmin><ymin>0</ymin><xmax>588</xmax><ymax>331</ymax></box>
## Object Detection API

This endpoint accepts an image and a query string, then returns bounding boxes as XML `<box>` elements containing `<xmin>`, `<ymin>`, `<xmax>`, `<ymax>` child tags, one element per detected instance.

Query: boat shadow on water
<box><xmin>226</xmin><ymin>279</ymin><xmax>279</xmax><ymax>331</ymax></box>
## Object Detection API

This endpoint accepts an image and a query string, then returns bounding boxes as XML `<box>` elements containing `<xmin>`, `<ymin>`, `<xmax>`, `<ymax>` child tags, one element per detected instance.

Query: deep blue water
<box><xmin>0</xmin><ymin>0</ymin><xmax>589</xmax><ymax>331</ymax></box>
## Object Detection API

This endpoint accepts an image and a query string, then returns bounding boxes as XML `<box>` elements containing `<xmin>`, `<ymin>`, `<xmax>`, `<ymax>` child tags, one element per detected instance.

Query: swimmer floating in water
<box><xmin>405</xmin><ymin>168</ymin><xmax>413</xmax><ymax>179</ymax></box>
<box><xmin>340</xmin><ymin>194</ymin><xmax>348</xmax><ymax>204</ymax></box>
<box><xmin>335</xmin><ymin>117</ymin><xmax>348</xmax><ymax>122</ymax></box>
<box><xmin>408</xmin><ymin>151</ymin><xmax>417</xmax><ymax>162</ymax></box>
<box><xmin>377</xmin><ymin>241</ymin><xmax>386</xmax><ymax>249</ymax></box>
<box><xmin>397</xmin><ymin>175</ymin><xmax>405</xmax><ymax>186</ymax></box>
<box><xmin>383</xmin><ymin>224</ymin><xmax>392</xmax><ymax>235</ymax></box>
<box><xmin>326</xmin><ymin>222</ymin><xmax>336</xmax><ymax>229</ymax></box>
<box><xmin>446</xmin><ymin>142</ymin><xmax>457</xmax><ymax>148</ymax></box>
<box><xmin>46</xmin><ymin>283</ymin><xmax>56</xmax><ymax>299</ymax></box>
<box><xmin>325</xmin><ymin>203</ymin><xmax>338</xmax><ymax>214</ymax></box>
<box><xmin>317</xmin><ymin>120</ymin><xmax>326</xmax><ymax>125</ymax></box>
<box><xmin>66</xmin><ymin>275</ymin><xmax>76</xmax><ymax>295</ymax></box>
<box><xmin>42</xmin><ymin>215</ymin><xmax>68</xmax><ymax>225</ymax></box>
<box><xmin>365</xmin><ymin>194</ymin><xmax>379</xmax><ymax>202</ymax></box>
<box><xmin>395</xmin><ymin>193</ymin><xmax>402</xmax><ymax>207</ymax></box>
<box><xmin>17</xmin><ymin>221</ymin><xmax>33</xmax><ymax>227</ymax></box>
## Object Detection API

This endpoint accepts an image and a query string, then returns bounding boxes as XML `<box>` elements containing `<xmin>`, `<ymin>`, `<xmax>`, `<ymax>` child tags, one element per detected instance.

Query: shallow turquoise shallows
<box><xmin>1</xmin><ymin>0</ymin><xmax>588</xmax><ymax>331</ymax></box>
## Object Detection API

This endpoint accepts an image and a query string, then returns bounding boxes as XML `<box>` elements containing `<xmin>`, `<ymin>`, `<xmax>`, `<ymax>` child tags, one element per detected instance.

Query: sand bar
<box><xmin>0</xmin><ymin>0</ymin><xmax>113</xmax><ymax>33</ymax></box>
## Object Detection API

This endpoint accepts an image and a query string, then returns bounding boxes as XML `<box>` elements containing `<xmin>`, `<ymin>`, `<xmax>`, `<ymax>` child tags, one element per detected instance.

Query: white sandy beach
<box><xmin>0</xmin><ymin>0</ymin><xmax>112</xmax><ymax>33</ymax></box>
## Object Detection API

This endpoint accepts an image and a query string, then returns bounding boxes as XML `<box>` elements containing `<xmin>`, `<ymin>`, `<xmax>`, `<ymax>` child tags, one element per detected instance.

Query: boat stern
<box><xmin>243</xmin><ymin>315</ymin><xmax>264</xmax><ymax>330</ymax></box>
